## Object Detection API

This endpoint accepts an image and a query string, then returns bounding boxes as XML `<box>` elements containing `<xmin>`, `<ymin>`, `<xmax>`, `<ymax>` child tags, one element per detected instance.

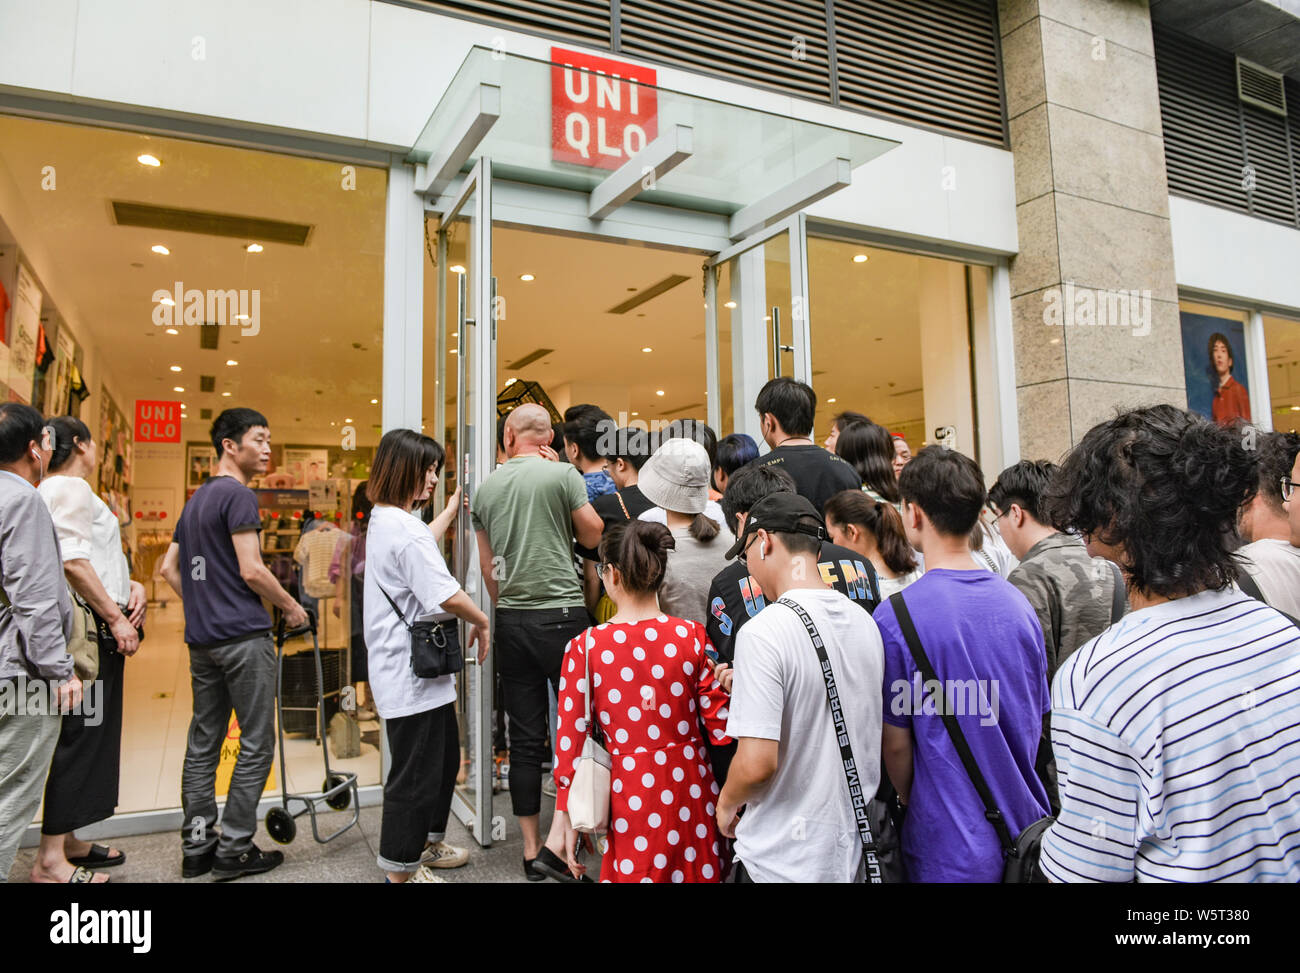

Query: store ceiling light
<box><xmin>344</xmin><ymin>418</ymin><xmax>353</xmax><ymax>423</ymax></box>
<box><xmin>724</xmin><ymin>301</ymin><xmax>737</xmax><ymax>308</ymax></box>
<box><xmin>370</xmin><ymin>398</ymin><xmax>378</xmax><ymax>404</ymax></box>
<box><xmin>165</xmin><ymin>328</ymin><xmax>179</xmax><ymax>335</ymax></box>
<box><xmin>656</xmin><ymin>389</ymin><xmax>665</xmax><ymax>397</ymax></box>
<box><xmin>152</xmin><ymin>245</ymin><xmax>170</xmax><ymax>255</ymax></box>
<box><xmin>173</xmin><ymin>386</ymin><xmax>185</xmax><ymax>392</ymax></box>
<box><xmin>222</xmin><ymin>391</ymin><xmax>231</xmax><ymax>397</ymax></box>
<box><xmin>642</xmin><ymin>347</ymin><xmax>652</xmax><ymax>353</ymax></box>
<box><xmin>504</xmin><ymin>377</ymin><xmax>517</xmax><ymax>386</ymax></box>
<box><xmin>828</xmin><ymin>397</ymin><xmax>837</xmax><ymax>403</ymax></box>
<box><xmin>450</xmin><ymin>265</ymin><xmax>466</xmax><ymax>274</ymax></box>
<box><xmin>137</xmin><ymin>154</ymin><xmax>162</xmax><ymax>167</ymax></box>
<box><xmin>160</xmin><ymin>296</ymin><xmax>175</xmax><ymax>307</ymax></box>
<box><xmin>225</xmin><ymin>359</ymin><xmax>238</xmax><ymax>366</ymax></box>
<box><xmin>246</xmin><ymin>243</ymin><xmax>263</xmax><ymax>253</ymax></box>
<box><xmin>853</xmin><ymin>254</ymin><xmax>868</xmax><ymax>263</ymax></box>
<box><xmin>520</xmin><ymin>274</ymin><xmax>535</xmax><ymax>281</ymax></box>
<box><xmin>169</xmin><ymin>365</ymin><xmax>181</xmax><ymax>372</ymax></box>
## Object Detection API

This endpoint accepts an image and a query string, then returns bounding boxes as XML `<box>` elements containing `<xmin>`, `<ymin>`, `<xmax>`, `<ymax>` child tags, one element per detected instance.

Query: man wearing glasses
<box><xmin>0</xmin><ymin>405</ymin><xmax>77</xmax><ymax>882</ymax></box>
<box><xmin>1236</xmin><ymin>431</ymin><xmax>1300</xmax><ymax>618</ymax></box>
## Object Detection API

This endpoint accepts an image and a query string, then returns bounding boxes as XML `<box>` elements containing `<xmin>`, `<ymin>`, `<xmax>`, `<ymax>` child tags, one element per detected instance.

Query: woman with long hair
<box><xmin>834</xmin><ymin>419</ymin><xmax>901</xmax><ymax>505</ymax></box>
<box><xmin>553</xmin><ymin>520</ymin><xmax>731</xmax><ymax>882</ymax></box>
<box><xmin>32</xmin><ymin>416</ymin><xmax>147</xmax><ymax>883</ymax></box>
<box><xmin>822</xmin><ymin>410</ymin><xmax>870</xmax><ymax>453</ymax></box>
<box><xmin>363</xmin><ymin>428</ymin><xmax>489</xmax><ymax>883</ymax></box>
<box><xmin>823</xmin><ymin>489</ymin><xmax>920</xmax><ymax>598</ymax></box>
<box><xmin>637</xmin><ymin>437</ymin><xmax>733</xmax><ymax>624</ymax></box>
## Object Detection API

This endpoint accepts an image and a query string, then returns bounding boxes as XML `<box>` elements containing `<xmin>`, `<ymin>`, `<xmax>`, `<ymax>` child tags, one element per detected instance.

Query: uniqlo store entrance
<box><xmin>3</xmin><ymin>46</ymin><xmax>1008</xmax><ymax>851</ymax></box>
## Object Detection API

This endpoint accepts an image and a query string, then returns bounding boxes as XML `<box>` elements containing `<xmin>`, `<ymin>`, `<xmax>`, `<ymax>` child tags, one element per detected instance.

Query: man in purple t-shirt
<box><xmin>162</xmin><ymin>408</ymin><xmax>306</xmax><ymax>882</ymax></box>
<box><xmin>873</xmin><ymin>446</ymin><xmax>1049</xmax><ymax>882</ymax></box>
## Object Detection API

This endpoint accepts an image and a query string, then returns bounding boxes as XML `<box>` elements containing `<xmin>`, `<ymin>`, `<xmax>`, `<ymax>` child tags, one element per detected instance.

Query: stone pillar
<box><xmin>999</xmin><ymin>0</ymin><xmax>1187</xmax><ymax>462</ymax></box>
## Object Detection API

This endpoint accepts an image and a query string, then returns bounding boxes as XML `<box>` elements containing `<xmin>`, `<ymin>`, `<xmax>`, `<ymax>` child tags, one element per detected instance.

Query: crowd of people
<box><xmin>3</xmin><ymin>373</ymin><xmax>1300</xmax><ymax>883</ymax></box>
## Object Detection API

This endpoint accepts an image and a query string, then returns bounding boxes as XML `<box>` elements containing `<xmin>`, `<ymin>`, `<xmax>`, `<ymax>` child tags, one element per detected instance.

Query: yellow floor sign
<box><xmin>216</xmin><ymin>714</ymin><xmax>277</xmax><ymax>795</ymax></box>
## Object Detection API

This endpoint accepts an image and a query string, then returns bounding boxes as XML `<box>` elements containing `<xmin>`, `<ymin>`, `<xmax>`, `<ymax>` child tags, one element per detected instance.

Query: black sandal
<box><xmin>68</xmin><ymin>843</ymin><xmax>125</xmax><ymax>868</ymax></box>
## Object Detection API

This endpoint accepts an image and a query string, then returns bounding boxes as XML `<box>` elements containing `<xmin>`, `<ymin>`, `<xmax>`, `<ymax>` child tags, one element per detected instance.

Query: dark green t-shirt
<box><xmin>470</xmin><ymin>455</ymin><xmax>590</xmax><ymax>610</ymax></box>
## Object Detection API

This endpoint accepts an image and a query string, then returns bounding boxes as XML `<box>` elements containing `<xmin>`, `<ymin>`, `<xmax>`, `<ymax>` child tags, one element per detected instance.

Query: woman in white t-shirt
<box><xmin>823</xmin><ymin>489</ymin><xmax>922</xmax><ymax>599</ymax></box>
<box><xmin>364</xmin><ymin>429</ymin><xmax>489</xmax><ymax>884</ymax></box>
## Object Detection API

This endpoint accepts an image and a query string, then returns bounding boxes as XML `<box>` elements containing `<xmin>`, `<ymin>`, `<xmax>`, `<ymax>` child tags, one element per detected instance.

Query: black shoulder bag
<box><xmin>377</xmin><ymin>584</ymin><xmax>463</xmax><ymax>679</ymax></box>
<box><xmin>888</xmin><ymin>591</ymin><xmax>1052</xmax><ymax>883</ymax></box>
<box><xmin>776</xmin><ymin>597</ymin><xmax>906</xmax><ymax>883</ymax></box>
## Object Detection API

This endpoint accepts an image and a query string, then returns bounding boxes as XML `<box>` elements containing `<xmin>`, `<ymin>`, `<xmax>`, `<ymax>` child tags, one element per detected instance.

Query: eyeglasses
<box><xmin>736</xmin><ymin>532</ymin><xmax>758</xmax><ymax>565</ymax></box>
<box><xmin>1283</xmin><ymin>476</ymin><xmax>1296</xmax><ymax>502</ymax></box>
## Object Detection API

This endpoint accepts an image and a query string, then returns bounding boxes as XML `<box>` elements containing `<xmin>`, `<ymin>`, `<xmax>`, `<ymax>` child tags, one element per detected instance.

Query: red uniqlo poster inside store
<box><xmin>551</xmin><ymin>47</ymin><xmax>657</xmax><ymax>171</ymax></box>
<box><xmin>135</xmin><ymin>400</ymin><xmax>182</xmax><ymax>443</ymax></box>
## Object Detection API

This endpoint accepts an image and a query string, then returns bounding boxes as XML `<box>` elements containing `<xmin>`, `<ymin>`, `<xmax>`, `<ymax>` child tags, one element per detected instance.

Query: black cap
<box><xmin>724</xmin><ymin>492</ymin><xmax>826</xmax><ymax>560</ymax></box>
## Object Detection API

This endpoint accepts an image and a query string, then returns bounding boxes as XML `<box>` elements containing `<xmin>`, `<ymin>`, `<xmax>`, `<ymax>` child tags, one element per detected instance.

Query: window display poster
<box><xmin>7</xmin><ymin>264</ymin><xmax>40</xmax><ymax>404</ymax></box>
<box><xmin>282</xmin><ymin>448</ymin><xmax>329</xmax><ymax>489</ymax></box>
<box><xmin>45</xmin><ymin>327</ymin><xmax>75</xmax><ymax>417</ymax></box>
<box><xmin>1181</xmin><ymin>311</ymin><xmax>1251</xmax><ymax>427</ymax></box>
<box><xmin>187</xmin><ymin>442</ymin><xmax>217</xmax><ymax>488</ymax></box>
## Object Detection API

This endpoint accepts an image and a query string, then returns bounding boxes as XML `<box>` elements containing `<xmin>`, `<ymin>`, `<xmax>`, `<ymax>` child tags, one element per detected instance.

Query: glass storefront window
<box><xmin>1263</xmin><ymin>314</ymin><xmax>1300</xmax><ymax>433</ymax></box>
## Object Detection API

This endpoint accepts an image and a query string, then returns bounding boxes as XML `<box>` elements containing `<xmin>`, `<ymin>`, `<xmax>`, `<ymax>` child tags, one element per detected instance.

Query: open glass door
<box><xmin>437</xmin><ymin>159</ymin><xmax>495</xmax><ymax>845</ymax></box>
<box><xmin>707</xmin><ymin>214</ymin><xmax>812</xmax><ymax>443</ymax></box>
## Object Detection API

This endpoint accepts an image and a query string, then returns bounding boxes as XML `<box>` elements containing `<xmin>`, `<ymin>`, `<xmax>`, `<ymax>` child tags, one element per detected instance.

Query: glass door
<box><xmin>437</xmin><ymin>158</ymin><xmax>495</xmax><ymax>845</ymax></box>
<box><xmin>706</xmin><ymin>214</ymin><xmax>812</xmax><ymax>442</ymax></box>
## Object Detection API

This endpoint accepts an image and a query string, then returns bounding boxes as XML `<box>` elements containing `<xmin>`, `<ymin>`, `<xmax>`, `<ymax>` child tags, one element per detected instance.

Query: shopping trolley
<box><xmin>265</xmin><ymin>609</ymin><xmax>360</xmax><ymax>845</ymax></box>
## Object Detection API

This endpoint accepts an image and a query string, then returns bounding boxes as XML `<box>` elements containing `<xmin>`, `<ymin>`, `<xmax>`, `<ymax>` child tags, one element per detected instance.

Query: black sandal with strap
<box><xmin>68</xmin><ymin>843</ymin><xmax>125</xmax><ymax>868</ymax></box>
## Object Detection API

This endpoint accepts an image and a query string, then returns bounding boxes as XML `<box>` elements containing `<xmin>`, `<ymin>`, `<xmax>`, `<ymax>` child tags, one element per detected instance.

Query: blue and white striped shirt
<box><xmin>1040</xmin><ymin>587</ymin><xmax>1300</xmax><ymax>882</ymax></box>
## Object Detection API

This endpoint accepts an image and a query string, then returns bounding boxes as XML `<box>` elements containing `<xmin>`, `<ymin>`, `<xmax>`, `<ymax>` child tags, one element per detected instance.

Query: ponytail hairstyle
<box><xmin>599</xmin><ymin>520</ymin><xmax>676</xmax><ymax>595</ymax></box>
<box><xmin>47</xmin><ymin>415</ymin><xmax>93</xmax><ymax>473</ymax></box>
<box><xmin>823</xmin><ymin>489</ymin><xmax>917</xmax><ymax>575</ymax></box>
<box><xmin>835</xmin><ymin>420</ymin><xmax>901</xmax><ymax>503</ymax></box>
<box><xmin>688</xmin><ymin>512</ymin><xmax>721</xmax><ymax>542</ymax></box>
<box><xmin>1043</xmin><ymin>404</ymin><xmax>1257</xmax><ymax>598</ymax></box>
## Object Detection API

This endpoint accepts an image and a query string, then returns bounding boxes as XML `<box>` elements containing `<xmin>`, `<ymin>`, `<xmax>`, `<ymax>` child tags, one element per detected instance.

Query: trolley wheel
<box><xmin>324</xmin><ymin>775</ymin><xmax>352</xmax><ymax>811</ymax></box>
<box><xmin>266</xmin><ymin>807</ymin><xmax>297</xmax><ymax>844</ymax></box>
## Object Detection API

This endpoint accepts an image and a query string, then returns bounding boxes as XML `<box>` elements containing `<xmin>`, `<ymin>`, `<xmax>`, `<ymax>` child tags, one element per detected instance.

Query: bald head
<box><xmin>504</xmin><ymin>404</ymin><xmax>553</xmax><ymax>457</ymax></box>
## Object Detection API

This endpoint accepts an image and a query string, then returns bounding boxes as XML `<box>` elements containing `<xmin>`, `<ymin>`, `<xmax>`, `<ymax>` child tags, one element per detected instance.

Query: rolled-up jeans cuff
<box><xmin>377</xmin><ymin>853</ymin><xmax>421</xmax><ymax>873</ymax></box>
<box><xmin>426</xmin><ymin>831</ymin><xmax>445</xmax><ymax>845</ymax></box>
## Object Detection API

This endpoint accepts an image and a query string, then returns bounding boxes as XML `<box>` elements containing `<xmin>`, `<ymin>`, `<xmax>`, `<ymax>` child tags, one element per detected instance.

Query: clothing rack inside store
<box><xmin>133</xmin><ymin>528</ymin><xmax>173</xmax><ymax>608</ymax></box>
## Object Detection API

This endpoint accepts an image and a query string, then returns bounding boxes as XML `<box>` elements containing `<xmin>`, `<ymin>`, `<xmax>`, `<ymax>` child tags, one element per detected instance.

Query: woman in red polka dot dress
<box><xmin>554</xmin><ymin>520</ymin><xmax>733</xmax><ymax>883</ymax></box>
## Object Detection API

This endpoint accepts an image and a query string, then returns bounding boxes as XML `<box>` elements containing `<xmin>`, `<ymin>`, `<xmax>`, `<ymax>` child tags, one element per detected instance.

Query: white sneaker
<box><xmin>420</xmin><ymin>840</ymin><xmax>469</xmax><ymax>869</ymax></box>
<box><xmin>406</xmin><ymin>865</ymin><xmax>447</xmax><ymax>883</ymax></box>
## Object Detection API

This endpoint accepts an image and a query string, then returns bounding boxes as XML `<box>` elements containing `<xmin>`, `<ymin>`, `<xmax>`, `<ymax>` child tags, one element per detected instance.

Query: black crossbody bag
<box><xmin>777</xmin><ymin>597</ymin><xmax>906</xmax><ymax>884</ymax></box>
<box><xmin>377</xmin><ymin>584</ymin><xmax>463</xmax><ymax>679</ymax></box>
<box><xmin>888</xmin><ymin>591</ymin><xmax>1051</xmax><ymax>882</ymax></box>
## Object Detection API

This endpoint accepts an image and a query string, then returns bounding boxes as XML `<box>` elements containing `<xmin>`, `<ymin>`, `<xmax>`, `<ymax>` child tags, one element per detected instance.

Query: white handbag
<box><xmin>566</xmin><ymin>638</ymin><xmax>612</xmax><ymax>834</ymax></box>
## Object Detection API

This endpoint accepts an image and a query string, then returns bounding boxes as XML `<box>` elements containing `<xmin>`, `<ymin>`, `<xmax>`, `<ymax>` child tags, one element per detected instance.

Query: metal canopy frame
<box><xmin>588</xmin><ymin>124</ymin><xmax>694</xmax><ymax>221</ymax></box>
<box><xmin>418</xmin><ymin>83</ymin><xmax>501</xmax><ymax>200</ymax></box>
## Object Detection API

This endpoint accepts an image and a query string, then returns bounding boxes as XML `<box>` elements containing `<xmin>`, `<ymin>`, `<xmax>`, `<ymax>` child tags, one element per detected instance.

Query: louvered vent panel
<box><xmin>412</xmin><ymin>0</ymin><xmax>611</xmax><ymax>46</ymax></box>
<box><xmin>618</xmin><ymin>0</ymin><xmax>832</xmax><ymax>102</ymax></box>
<box><xmin>1242</xmin><ymin>103</ymin><xmax>1298</xmax><ymax>225</ymax></box>
<box><xmin>833</xmin><ymin>0</ymin><xmax>1005</xmax><ymax>144</ymax></box>
<box><xmin>1237</xmin><ymin>58</ymin><xmax>1287</xmax><ymax>117</ymax></box>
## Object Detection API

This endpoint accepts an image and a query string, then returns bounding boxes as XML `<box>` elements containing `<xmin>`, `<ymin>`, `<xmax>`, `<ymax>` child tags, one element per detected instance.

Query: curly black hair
<box><xmin>1042</xmin><ymin>404</ymin><xmax>1259</xmax><ymax>598</ymax></box>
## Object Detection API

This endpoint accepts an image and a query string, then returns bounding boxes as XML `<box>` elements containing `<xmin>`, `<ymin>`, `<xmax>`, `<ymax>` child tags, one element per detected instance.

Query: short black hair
<box><xmin>771</xmin><ymin>528</ymin><xmax>822</xmax><ymax>559</ymax></box>
<box><xmin>0</xmin><ymin>402</ymin><xmax>45</xmax><ymax>464</ymax></box>
<box><xmin>1208</xmin><ymin>332</ymin><xmax>1233</xmax><ymax>366</ymax></box>
<box><xmin>898</xmin><ymin>446</ymin><xmax>987</xmax><ymax>538</ymax></box>
<box><xmin>754</xmin><ymin>377</ymin><xmax>815</xmax><ymax>438</ymax></box>
<box><xmin>563</xmin><ymin>404</ymin><xmax>611</xmax><ymax>462</ymax></box>
<box><xmin>988</xmin><ymin>460</ymin><xmax>1059</xmax><ymax>524</ymax></box>
<box><xmin>211</xmin><ymin>407</ymin><xmax>269</xmax><ymax>455</ymax></box>
<box><xmin>1043</xmin><ymin>404</ymin><xmax>1258</xmax><ymax>599</ymax></box>
<box><xmin>367</xmin><ymin>428</ymin><xmax>445</xmax><ymax>508</ymax></box>
<box><xmin>719</xmin><ymin>463</ymin><xmax>797</xmax><ymax>536</ymax></box>
<box><xmin>715</xmin><ymin>433</ymin><xmax>759</xmax><ymax>477</ymax></box>
<box><xmin>47</xmin><ymin>416</ymin><xmax>93</xmax><ymax>472</ymax></box>
<box><xmin>599</xmin><ymin>427</ymin><xmax>652</xmax><ymax>471</ymax></box>
<box><xmin>1256</xmin><ymin>431</ymin><xmax>1300</xmax><ymax>513</ymax></box>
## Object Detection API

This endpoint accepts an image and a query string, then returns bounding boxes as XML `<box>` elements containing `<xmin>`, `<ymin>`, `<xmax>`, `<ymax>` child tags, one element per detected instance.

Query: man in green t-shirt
<box><xmin>472</xmin><ymin>404</ymin><xmax>602</xmax><ymax>881</ymax></box>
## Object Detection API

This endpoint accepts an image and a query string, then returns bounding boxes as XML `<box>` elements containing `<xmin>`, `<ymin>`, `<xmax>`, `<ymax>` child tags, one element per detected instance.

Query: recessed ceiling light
<box><xmin>631</xmin><ymin>411</ymin><xmax>639</xmax><ymax>417</ymax></box>
<box><xmin>152</xmin><ymin>245</ymin><xmax>170</xmax><ymax>255</ymax></box>
<box><xmin>853</xmin><ymin>254</ymin><xmax>868</xmax><ymax>263</ymax></box>
<box><xmin>520</xmin><ymin>274</ymin><xmax>535</xmax><ymax>281</ymax></box>
<box><xmin>828</xmin><ymin>397</ymin><xmax>837</xmax><ymax>403</ymax></box>
<box><xmin>246</xmin><ymin>243</ymin><xmax>263</xmax><ymax>253</ymax></box>
<box><xmin>235</xmin><ymin>314</ymin><xmax>249</xmax><ymax>321</ymax></box>
<box><xmin>505</xmin><ymin>377</ymin><xmax>517</xmax><ymax>386</ymax></box>
<box><xmin>221</xmin><ymin>392</ymin><xmax>231</xmax><ymax>397</ymax></box>
<box><xmin>450</xmin><ymin>265</ymin><xmax>466</xmax><ymax>274</ymax></box>
<box><xmin>173</xmin><ymin>386</ymin><xmax>185</xmax><ymax>392</ymax></box>
<box><xmin>169</xmin><ymin>365</ymin><xmax>181</xmax><ymax>372</ymax></box>
<box><xmin>160</xmin><ymin>296</ymin><xmax>175</xmax><ymax>307</ymax></box>
<box><xmin>642</xmin><ymin>347</ymin><xmax>652</xmax><ymax>353</ymax></box>
<box><xmin>1292</xmin><ymin>406</ymin><xmax>1300</xmax><ymax>412</ymax></box>
<box><xmin>226</xmin><ymin>359</ymin><xmax>238</xmax><ymax>366</ymax></box>
<box><xmin>450</xmin><ymin>349</ymin><xmax>457</xmax><ymax>355</ymax></box>
<box><xmin>165</xmin><ymin>328</ymin><xmax>179</xmax><ymax>335</ymax></box>
<box><xmin>655</xmin><ymin>389</ymin><xmax>665</xmax><ymax>397</ymax></box>
<box><xmin>451</xmin><ymin>332</ymin><xmax>458</xmax><ymax>338</ymax></box>
<box><xmin>137</xmin><ymin>154</ymin><xmax>161</xmax><ymax>167</ymax></box>
<box><xmin>370</xmin><ymin>398</ymin><xmax>378</xmax><ymax>404</ymax></box>
<box><xmin>724</xmin><ymin>301</ymin><xmax>737</xmax><ymax>309</ymax></box>
<box><xmin>344</xmin><ymin>418</ymin><xmax>353</xmax><ymax>423</ymax></box>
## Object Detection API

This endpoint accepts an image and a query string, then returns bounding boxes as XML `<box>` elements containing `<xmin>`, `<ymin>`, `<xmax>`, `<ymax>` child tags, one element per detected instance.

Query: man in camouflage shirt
<box><xmin>989</xmin><ymin>460</ymin><xmax>1125</xmax><ymax>811</ymax></box>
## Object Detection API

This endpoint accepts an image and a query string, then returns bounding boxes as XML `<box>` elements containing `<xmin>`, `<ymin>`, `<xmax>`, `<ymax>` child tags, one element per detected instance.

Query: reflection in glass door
<box><xmin>706</xmin><ymin>215</ymin><xmax>811</xmax><ymax>442</ymax></box>
<box><xmin>437</xmin><ymin>159</ymin><xmax>495</xmax><ymax>845</ymax></box>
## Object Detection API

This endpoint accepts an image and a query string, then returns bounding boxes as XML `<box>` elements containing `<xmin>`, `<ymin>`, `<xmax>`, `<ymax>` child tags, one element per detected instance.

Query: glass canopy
<box><xmin>408</xmin><ymin>46</ymin><xmax>899</xmax><ymax>216</ymax></box>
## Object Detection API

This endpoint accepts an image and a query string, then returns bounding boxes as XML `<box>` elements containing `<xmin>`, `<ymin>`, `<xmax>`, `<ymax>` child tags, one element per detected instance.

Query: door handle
<box><xmin>771</xmin><ymin>306</ymin><xmax>793</xmax><ymax>377</ymax></box>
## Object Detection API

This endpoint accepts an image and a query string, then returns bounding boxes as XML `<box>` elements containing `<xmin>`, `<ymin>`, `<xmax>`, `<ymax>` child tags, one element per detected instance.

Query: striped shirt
<box><xmin>1040</xmin><ymin>587</ymin><xmax>1300</xmax><ymax>882</ymax></box>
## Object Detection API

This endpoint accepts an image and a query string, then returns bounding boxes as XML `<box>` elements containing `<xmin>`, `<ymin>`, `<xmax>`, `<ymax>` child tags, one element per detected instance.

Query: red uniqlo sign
<box><xmin>135</xmin><ymin>400</ymin><xmax>182</xmax><ymax>443</ymax></box>
<box><xmin>551</xmin><ymin>47</ymin><xmax>657</xmax><ymax>170</ymax></box>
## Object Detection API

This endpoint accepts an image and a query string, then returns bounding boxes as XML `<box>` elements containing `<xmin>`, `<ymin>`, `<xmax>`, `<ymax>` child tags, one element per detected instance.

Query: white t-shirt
<box><xmin>363</xmin><ymin>505</ymin><xmax>462</xmax><ymax>719</ymax></box>
<box><xmin>726</xmin><ymin>585</ymin><xmax>884</xmax><ymax>883</ymax></box>
<box><xmin>1238</xmin><ymin>537</ymin><xmax>1300</xmax><ymax>617</ymax></box>
<box><xmin>38</xmin><ymin>474</ymin><xmax>131</xmax><ymax>606</ymax></box>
